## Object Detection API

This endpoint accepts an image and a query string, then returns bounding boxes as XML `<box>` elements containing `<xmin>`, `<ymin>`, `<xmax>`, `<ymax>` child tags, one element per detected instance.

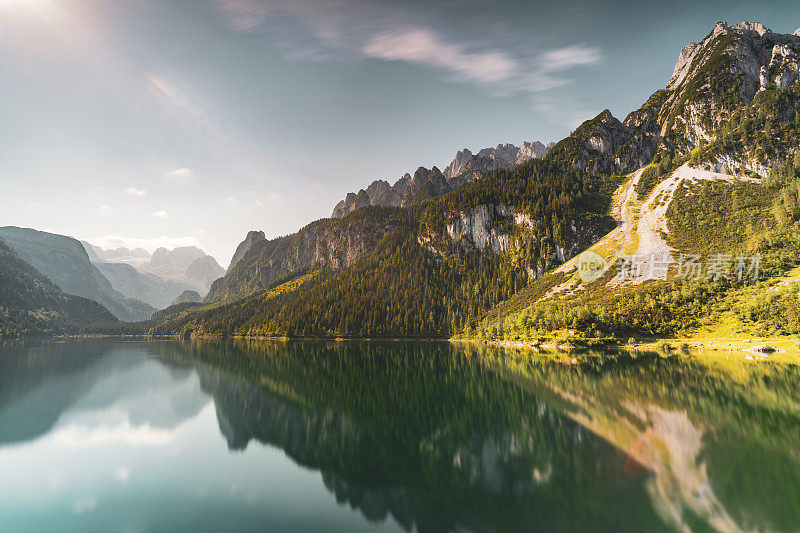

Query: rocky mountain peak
<box><xmin>228</xmin><ymin>230</ymin><xmax>266</xmax><ymax>270</ymax></box>
<box><xmin>731</xmin><ymin>21</ymin><xmax>772</xmax><ymax>36</ymax></box>
<box><xmin>331</xmin><ymin>140</ymin><xmax>552</xmax><ymax>218</ymax></box>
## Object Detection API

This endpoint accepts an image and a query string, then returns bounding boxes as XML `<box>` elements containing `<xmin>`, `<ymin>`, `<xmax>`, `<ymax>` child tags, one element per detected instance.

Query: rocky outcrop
<box><xmin>553</xmin><ymin>21</ymin><xmax>800</xmax><ymax>178</ymax></box>
<box><xmin>442</xmin><ymin>141</ymin><xmax>550</xmax><ymax>180</ymax></box>
<box><xmin>547</xmin><ymin>110</ymin><xmax>648</xmax><ymax>175</ymax></box>
<box><xmin>439</xmin><ymin>204</ymin><xmax>516</xmax><ymax>254</ymax></box>
<box><xmin>400</xmin><ymin>166</ymin><xmax>448</xmax><ymax>206</ymax></box>
<box><xmin>332</xmin><ymin>141</ymin><xmax>552</xmax><ymax>218</ymax></box>
<box><xmin>659</xmin><ymin>21</ymin><xmax>799</xmax><ymax>144</ymax></box>
<box><xmin>419</xmin><ymin>203</ymin><xmax>603</xmax><ymax>280</ymax></box>
<box><xmin>207</xmin><ymin>213</ymin><xmax>407</xmax><ymax>302</ymax></box>
<box><xmin>228</xmin><ymin>230</ymin><xmax>265</xmax><ymax>270</ymax></box>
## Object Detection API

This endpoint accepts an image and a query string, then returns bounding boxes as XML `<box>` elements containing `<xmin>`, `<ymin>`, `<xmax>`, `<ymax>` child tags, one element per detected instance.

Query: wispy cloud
<box><xmin>540</xmin><ymin>45</ymin><xmax>603</xmax><ymax>72</ymax></box>
<box><xmin>165</xmin><ymin>167</ymin><xmax>194</xmax><ymax>180</ymax></box>
<box><xmin>152</xmin><ymin>210</ymin><xmax>168</xmax><ymax>218</ymax></box>
<box><xmin>363</xmin><ymin>29</ymin><xmax>516</xmax><ymax>84</ymax></box>
<box><xmin>212</xmin><ymin>0</ymin><xmax>602</xmax><ymax>100</ymax></box>
<box><xmin>124</xmin><ymin>186</ymin><xmax>147</xmax><ymax>197</ymax></box>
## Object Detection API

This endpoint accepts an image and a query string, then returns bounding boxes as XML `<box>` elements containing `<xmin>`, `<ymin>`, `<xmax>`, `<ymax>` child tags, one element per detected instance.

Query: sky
<box><xmin>0</xmin><ymin>0</ymin><xmax>798</xmax><ymax>265</ymax></box>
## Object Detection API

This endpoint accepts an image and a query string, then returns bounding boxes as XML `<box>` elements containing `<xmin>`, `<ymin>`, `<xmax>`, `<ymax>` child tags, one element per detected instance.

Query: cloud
<box><xmin>540</xmin><ymin>45</ymin><xmax>602</xmax><ymax>72</ymax></box>
<box><xmin>125</xmin><ymin>186</ymin><xmax>147</xmax><ymax>197</ymax></box>
<box><xmin>89</xmin><ymin>235</ymin><xmax>201</xmax><ymax>253</ymax></box>
<box><xmin>99</xmin><ymin>204</ymin><xmax>111</xmax><ymax>212</ymax></box>
<box><xmin>152</xmin><ymin>210</ymin><xmax>168</xmax><ymax>218</ymax></box>
<box><xmin>363</xmin><ymin>29</ymin><xmax>516</xmax><ymax>83</ymax></box>
<box><xmin>212</xmin><ymin>0</ymin><xmax>602</xmax><ymax>99</ymax></box>
<box><xmin>165</xmin><ymin>167</ymin><xmax>194</xmax><ymax>180</ymax></box>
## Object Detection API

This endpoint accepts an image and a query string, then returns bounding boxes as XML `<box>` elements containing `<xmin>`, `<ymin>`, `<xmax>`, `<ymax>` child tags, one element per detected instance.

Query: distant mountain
<box><xmin>0</xmin><ymin>227</ymin><xmax>155</xmax><ymax>322</ymax></box>
<box><xmin>331</xmin><ymin>141</ymin><xmax>553</xmax><ymax>218</ymax></box>
<box><xmin>139</xmin><ymin>246</ymin><xmax>225</xmax><ymax>293</ymax></box>
<box><xmin>93</xmin><ymin>261</ymin><xmax>197</xmax><ymax>309</ymax></box>
<box><xmin>82</xmin><ymin>243</ymin><xmax>151</xmax><ymax>266</ymax></box>
<box><xmin>171</xmin><ymin>289</ymin><xmax>202</xmax><ymax>306</ymax></box>
<box><xmin>0</xmin><ymin>240</ymin><xmax>116</xmax><ymax>336</ymax></box>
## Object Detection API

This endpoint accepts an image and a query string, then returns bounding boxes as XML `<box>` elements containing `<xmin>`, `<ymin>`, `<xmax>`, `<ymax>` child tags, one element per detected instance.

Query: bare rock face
<box><xmin>228</xmin><ymin>230</ymin><xmax>265</xmax><ymax>270</ymax></box>
<box><xmin>400</xmin><ymin>166</ymin><xmax>448</xmax><ymax>206</ymax></box>
<box><xmin>207</xmin><ymin>214</ymin><xmax>405</xmax><ymax>302</ymax></box>
<box><xmin>331</xmin><ymin>140</ymin><xmax>552</xmax><ymax>218</ymax></box>
<box><xmin>668</xmin><ymin>41</ymin><xmax>701</xmax><ymax>87</ymax></box>
<box><xmin>546</xmin><ymin>109</ymin><xmax>647</xmax><ymax>175</ymax></box>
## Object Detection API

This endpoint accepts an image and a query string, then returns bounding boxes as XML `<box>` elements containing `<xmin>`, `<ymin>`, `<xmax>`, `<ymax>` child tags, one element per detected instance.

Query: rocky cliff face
<box><xmin>207</xmin><ymin>212</ymin><xmax>409</xmax><ymax>302</ymax></box>
<box><xmin>228</xmin><ymin>230</ymin><xmax>265</xmax><ymax>270</ymax></box>
<box><xmin>419</xmin><ymin>203</ymin><xmax>605</xmax><ymax>280</ymax></box>
<box><xmin>546</xmin><ymin>109</ymin><xmax>653</xmax><ymax>175</ymax></box>
<box><xmin>332</xmin><ymin>141</ymin><xmax>552</xmax><ymax>218</ymax></box>
<box><xmin>442</xmin><ymin>141</ymin><xmax>551</xmax><ymax>180</ymax></box>
<box><xmin>645</xmin><ymin>21</ymin><xmax>800</xmax><ymax>174</ymax></box>
<box><xmin>547</xmin><ymin>21</ymin><xmax>800</xmax><ymax>178</ymax></box>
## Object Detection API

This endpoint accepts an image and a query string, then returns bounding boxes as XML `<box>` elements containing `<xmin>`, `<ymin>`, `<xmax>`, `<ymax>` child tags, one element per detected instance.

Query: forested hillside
<box><xmin>150</xmin><ymin>160</ymin><xmax>618</xmax><ymax>338</ymax></box>
<box><xmin>0</xmin><ymin>241</ymin><xmax>117</xmax><ymax>337</ymax></box>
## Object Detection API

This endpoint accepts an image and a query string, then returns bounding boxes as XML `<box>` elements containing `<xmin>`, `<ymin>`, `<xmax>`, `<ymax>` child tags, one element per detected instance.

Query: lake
<box><xmin>0</xmin><ymin>339</ymin><xmax>798</xmax><ymax>532</ymax></box>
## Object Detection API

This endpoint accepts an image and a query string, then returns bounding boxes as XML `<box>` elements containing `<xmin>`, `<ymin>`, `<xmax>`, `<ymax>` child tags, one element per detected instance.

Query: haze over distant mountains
<box><xmin>82</xmin><ymin>242</ymin><xmax>226</xmax><ymax>308</ymax></box>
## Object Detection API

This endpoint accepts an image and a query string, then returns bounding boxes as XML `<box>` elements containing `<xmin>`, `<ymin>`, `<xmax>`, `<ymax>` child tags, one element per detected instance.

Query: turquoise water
<box><xmin>0</xmin><ymin>339</ymin><xmax>798</xmax><ymax>532</ymax></box>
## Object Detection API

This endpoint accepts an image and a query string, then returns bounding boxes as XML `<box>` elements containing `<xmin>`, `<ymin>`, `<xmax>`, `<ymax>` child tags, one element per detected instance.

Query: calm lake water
<box><xmin>0</xmin><ymin>339</ymin><xmax>798</xmax><ymax>532</ymax></box>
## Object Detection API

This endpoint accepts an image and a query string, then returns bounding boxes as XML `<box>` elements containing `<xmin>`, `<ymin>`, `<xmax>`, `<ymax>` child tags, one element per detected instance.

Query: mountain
<box><xmin>139</xmin><ymin>246</ymin><xmax>225</xmax><ymax>293</ymax></box>
<box><xmin>154</xmin><ymin>156</ymin><xmax>617</xmax><ymax>336</ymax></box>
<box><xmin>545</xmin><ymin>21</ymin><xmax>800</xmax><ymax>181</ymax></box>
<box><xmin>83</xmin><ymin>244</ymin><xmax>151</xmax><ymax>266</ymax></box>
<box><xmin>471</xmin><ymin>21</ymin><xmax>800</xmax><ymax>340</ymax></box>
<box><xmin>0</xmin><ymin>240</ymin><xmax>117</xmax><ymax>336</ymax></box>
<box><xmin>170</xmin><ymin>290</ymin><xmax>202</xmax><ymax>305</ymax></box>
<box><xmin>228</xmin><ymin>230</ymin><xmax>265</xmax><ymax>270</ymax></box>
<box><xmin>93</xmin><ymin>261</ymin><xmax>198</xmax><ymax>309</ymax></box>
<box><xmin>331</xmin><ymin>141</ymin><xmax>553</xmax><ymax>218</ymax></box>
<box><xmin>0</xmin><ymin>227</ymin><xmax>155</xmax><ymax>322</ymax></box>
<box><xmin>206</xmin><ymin>210</ymin><xmax>413</xmax><ymax>303</ymax></box>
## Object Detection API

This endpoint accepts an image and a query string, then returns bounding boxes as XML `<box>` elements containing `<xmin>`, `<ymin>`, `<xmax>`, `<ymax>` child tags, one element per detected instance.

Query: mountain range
<box><xmin>0</xmin><ymin>227</ymin><xmax>225</xmax><ymax>331</ymax></box>
<box><xmin>82</xmin><ymin>242</ymin><xmax>225</xmax><ymax>308</ymax></box>
<box><xmin>331</xmin><ymin>141</ymin><xmax>554</xmax><ymax>218</ymax></box>
<box><xmin>3</xmin><ymin>20</ymin><xmax>800</xmax><ymax>341</ymax></box>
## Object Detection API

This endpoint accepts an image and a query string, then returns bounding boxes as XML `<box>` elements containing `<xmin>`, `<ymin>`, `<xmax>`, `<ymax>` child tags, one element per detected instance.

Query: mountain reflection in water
<box><xmin>0</xmin><ymin>339</ymin><xmax>798</xmax><ymax>532</ymax></box>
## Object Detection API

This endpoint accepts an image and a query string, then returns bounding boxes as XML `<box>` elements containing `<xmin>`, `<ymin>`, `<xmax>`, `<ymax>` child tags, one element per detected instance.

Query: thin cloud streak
<box><xmin>363</xmin><ymin>29</ymin><xmax>516</xmax><ymax>83</ymax></box>
<box><xmin>213</xmin><ymin>0</ymin><xmax>603</xmax><ymax>97</ymax></box>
